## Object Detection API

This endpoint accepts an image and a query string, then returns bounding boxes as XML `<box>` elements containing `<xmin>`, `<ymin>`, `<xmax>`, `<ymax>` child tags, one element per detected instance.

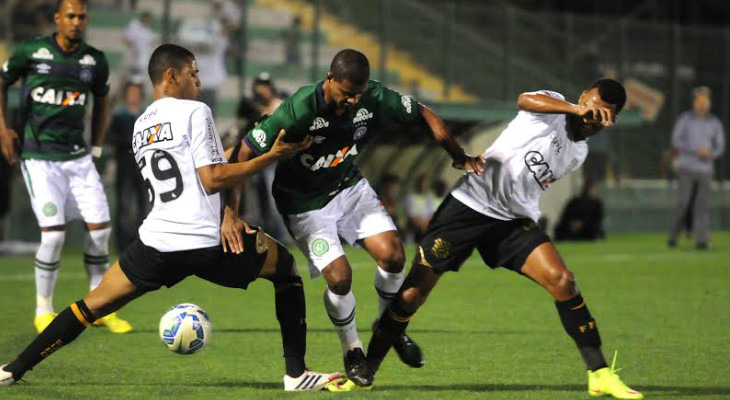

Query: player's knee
<box><xmin>323</xmin><ymin>269</ymin><xmax>352</xmax><ymax>295</ymax></box>
<box><xmin>399</xmin><ymin>287</ymin><xmax>427</xmax><ymax>313</ymax></box>
<box><xmin>376</xmin><ymin>245</ymin><xmax>406</xmax><ymax>273</ymax></box>
<box><xmin>39</xmin><ymin>230</ymin><xmax>66</xmax><ymax>258</ymax></box>
<box><xmin>551</xmin><ymin>269</ymin><xmax>577</xmax><ymax>298</ymax></box>
<box><xmin>85</xmin><ymin>227</ymin><xmax>111</xmax><ymax>255</ymax></box>
<box><xmin>274</xmin><ymin>243</ymin><xmax>298</xmax><ymax>279</ymax></box>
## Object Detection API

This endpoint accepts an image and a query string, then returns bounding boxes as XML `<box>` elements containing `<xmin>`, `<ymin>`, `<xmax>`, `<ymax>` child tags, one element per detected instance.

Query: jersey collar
<box><xmin>315</xmin><ymin>80</ymin><xmax>337</xmax><ymax>117</ymax></box>
<box><xmin>48</xmin><ymin>33</ymin><xmax>82</xmax><ymax>58</ymax></box>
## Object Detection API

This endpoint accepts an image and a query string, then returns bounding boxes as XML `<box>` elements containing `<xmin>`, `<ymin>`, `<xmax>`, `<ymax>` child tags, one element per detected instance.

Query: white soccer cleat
<box><xmin>0</xmin><ymin>364</ymin><xmax>17</xmax><ymax>386</ymax></box>
<box><xmin>284</xmin><ymin>370</ymin><xmax>346</xmax><ymax>391</ymax></box>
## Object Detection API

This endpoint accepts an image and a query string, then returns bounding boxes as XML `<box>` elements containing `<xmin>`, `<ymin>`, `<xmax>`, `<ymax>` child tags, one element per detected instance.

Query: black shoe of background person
<box><xmin>696</xmin><ymin>242</ymin><xmax>709</xmax><ymax>250</ymax></box>
<box><xmin>667</xmin><ymin>239</ymin><xmax>677</xmax><ymax>248</ymax></box>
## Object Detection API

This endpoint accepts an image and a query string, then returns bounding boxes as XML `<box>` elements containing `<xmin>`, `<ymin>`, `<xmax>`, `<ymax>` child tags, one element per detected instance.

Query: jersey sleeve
<box><xmin>373</xmin><ymin>84</ymin><xmax>421</xmax><ymax>125</ymax></box>
<box><xmin>243</xmin><ymin>99</ymin><xmax>300</xmax><ymax>155</ymax></box>
<box><xmin>525</xmin><ymin>90</ymin><xmax>566</xmax><ymax>102</ymax></box>
<box><xmin>1</xmin><ymin>43</ymin><xmax>29</xmax><ymax>85</ymax></box>
<box><xmin>91</xmin><ymin>52</ymin><xmax>111</xmax><ymax>97</ymax></box>
<box><xmin>190</xmin><ymin>105</ymin><xmax>226</xmax><ymax>168</ymax></box>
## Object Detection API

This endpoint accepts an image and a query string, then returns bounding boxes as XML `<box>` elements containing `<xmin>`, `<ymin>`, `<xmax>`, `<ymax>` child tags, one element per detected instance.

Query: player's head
<box><xmin>573</xmin><ymin>78</ymin><xmax>627</xmax><ymax>137</ymax></box>
<box><xmin>692</xmin><ymin>86</ymin><xmax>712</xmax><ymax>116</ymax></box>
<box><xmin>325</xmin><ymin>49</ymin><xmax>370</xmax><ymax>114</ymax></box>
<box><xmin>55</xmin><ymin>0</ymin><xmax>88</xmax><ymax>44</ymax></box>
<box><xmin>148</xmin><ymin>44</ymin><xmax>200</xmax><ymax>100</ymax></box>
<box><xmin>253</xmin><ymin>72</ymin><xmax>276</xmax><ymax>103</ymax></box>
<box><xmin>123</xmin><ymin>77</ymin><xmax>144</xmax><ymax>108</ymax></box>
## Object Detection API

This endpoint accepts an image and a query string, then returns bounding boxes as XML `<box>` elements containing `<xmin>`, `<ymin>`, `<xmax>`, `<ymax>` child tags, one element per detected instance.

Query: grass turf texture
<box><xmin>1</xmin><ymin>232</ymin><xmax>728</xmax><ymax>399</ymax></box>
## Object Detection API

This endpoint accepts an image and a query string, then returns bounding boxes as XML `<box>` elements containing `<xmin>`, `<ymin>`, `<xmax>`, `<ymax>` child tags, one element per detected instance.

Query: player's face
<box><xmin>176</xmin><ymin>59</ymin><xmax>201</xmax><ymax>100</ymax></box>
<box><xmin>55</xmin><ymin>0</ymin><xmax>88</xmax><ymax>44</ymax></box>
<box><xmin>327</xmin><ymin>76</ymin><xmax>367</xmax><ymax>115</ymax></box>
<box><xmin>574</xmin><ymin>88</ymin><xmax>618</xmax><ymax>137</ymax></box>
<box><xmin>693</xmin><ymin>93</ymin><xmax>711</xmax><ymax>116</ymax></box>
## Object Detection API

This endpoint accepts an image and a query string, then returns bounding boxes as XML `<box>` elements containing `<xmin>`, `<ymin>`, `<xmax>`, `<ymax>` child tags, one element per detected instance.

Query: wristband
<box><xmin>91</xmin><ymin>146</ymin><xmax>103</xmax><ymax>158</ymax></box>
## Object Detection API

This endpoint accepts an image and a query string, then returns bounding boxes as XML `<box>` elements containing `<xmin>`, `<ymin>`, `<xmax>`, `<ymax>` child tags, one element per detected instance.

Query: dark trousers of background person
<box><xmin>115</xmin><ymin>158</ymin><xmax>148</xmax><ymax>252</ymax></box>
<box><xmin>669</xmin><ymin>171</ymin><xmax>711</xmax><ymax>246</ymax></box>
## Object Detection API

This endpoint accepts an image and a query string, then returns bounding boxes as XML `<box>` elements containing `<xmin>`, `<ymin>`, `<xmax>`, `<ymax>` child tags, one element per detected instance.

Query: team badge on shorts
<box><xmin>311</xmin><ymin>238</ymin><xmax>329</xmax><ymax>257</ymax></box>
<box><xmin>42</xmin><ymin>202</ymin><xmax>57</xmax><ymax>217</ymax></box>
<box><xmin>431</xmin><ymin>238</ymin><xmax>450</xmax><ymax>259</ymax></box>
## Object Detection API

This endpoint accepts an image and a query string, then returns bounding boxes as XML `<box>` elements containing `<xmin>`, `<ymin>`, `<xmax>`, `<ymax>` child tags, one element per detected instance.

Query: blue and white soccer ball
<box><xmin>158</xmin><ymin>303</ymin><xmax>212</xmax><ymax>355</ymax></box>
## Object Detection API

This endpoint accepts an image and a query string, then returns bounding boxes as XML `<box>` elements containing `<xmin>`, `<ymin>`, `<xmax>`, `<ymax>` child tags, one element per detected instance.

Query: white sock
<box><xmin>374</xmin><ymin>266</ymin><xmax>405</xmax><ymax>316</ymax></box>
<box><xmin>84</xmin><ymin>228</ymin><xmax>111</xmax><ymax>291</ymax></box>
<box><xmin>323</xmin><ymin>289</ymin><xmax>362</xmax><ymax>354</ymax></box>
<box><xmin>35</xmin><ymin>231</ymin><xmax>65</xmax><ymax>316</ymax></box>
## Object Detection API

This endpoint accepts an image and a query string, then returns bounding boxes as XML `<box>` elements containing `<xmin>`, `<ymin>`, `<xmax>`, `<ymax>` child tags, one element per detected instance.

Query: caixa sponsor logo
<box><xmin>31</xmin><ymin>87</ymin><xmax>86</xmax><ymax>106</ymax></box>
<box><xmin>299</xmin><ymin>144</ymin><xmax>359</xmax><ymax>171</ymax></box>
<box><xmin>132</xmin><ymin>122</ymin><xmax>174</xmax><ymax>154</ymax></box>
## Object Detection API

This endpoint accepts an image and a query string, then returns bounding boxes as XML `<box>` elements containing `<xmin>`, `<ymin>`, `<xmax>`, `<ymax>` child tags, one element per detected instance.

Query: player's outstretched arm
<box><xmin>517</xmin><ymin>92</ymin><xmax>614</xmax><ymax>126</ymax></box>
<box><xmin>197</xmin><ymin>130</ymin><xmax>312</xmax><ymax>195</ymax></box>
<box><xmin>420</xmin><ymin>105</ymin><xmax>485</xmax><ymax>175</ymax></box>
<box><xmin>0</xmin><ymin>76</ymin><xmax>20</xmax><ymax>165</ymax></box>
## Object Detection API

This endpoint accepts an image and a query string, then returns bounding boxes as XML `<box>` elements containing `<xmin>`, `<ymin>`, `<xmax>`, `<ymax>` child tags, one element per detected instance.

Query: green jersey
<box><xmin>244</xmin><ymin>79</ymin><xmax>420</xmax><ymax>214</ymax></box>
<box><xmin>1</xmin><ymin>35</ymin><xmax>110</xmax><ymax>161</ymax></box>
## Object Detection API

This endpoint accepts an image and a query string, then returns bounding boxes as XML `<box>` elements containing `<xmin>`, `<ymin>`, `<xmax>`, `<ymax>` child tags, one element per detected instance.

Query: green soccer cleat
<box><xmin>588</xmin><ymin>352</ymin><xmax>643</xmax><ymax>399</ymax></box>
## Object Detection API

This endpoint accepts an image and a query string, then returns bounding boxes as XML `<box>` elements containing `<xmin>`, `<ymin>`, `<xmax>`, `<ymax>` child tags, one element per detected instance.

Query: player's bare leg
<box><xmin>256</xmin><ymin>234</ymin><xmax>345</xmax><ymax>391</ymax></box>
<box><xmin>84</xmin><ymin>221</ymin><xmax>133</xmax><ymax>333</ymax></box>
<box><xmin>33</xmin><ymin>225</ymin><xmax>66</xmax><ymax>333</ymax></box>
<box><xmin>1</xmin><ymin>262</ymin><xmax>144</xmax><ymax>384</ymax></box>
<box><xmin>521</xmin><ymin>243</ymin><xmax>643</xmax><ymax>399</ymax></box>
<box><xmin>361</xmin><ymin>230</ymin><xmax>424</xmax><ymax>368</ymax></box>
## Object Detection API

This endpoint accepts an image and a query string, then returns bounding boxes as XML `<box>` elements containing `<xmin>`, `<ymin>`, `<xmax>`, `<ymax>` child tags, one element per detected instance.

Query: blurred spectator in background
<box><xmin>116</xmin><ymin>0</ymin><xmax>138</xmax><ymax>12</ymax></box>
<box><xmin>108</xmin><ymin>79</ymin><xmax>147</xmax><ymax>252</ymax></box>
<box><xmin>11</xmin><ymin>0</ymin><xmax>55</xmax><ymax>41</ymax></box>
<box><xmin>404</xmin><ymin>175</ymin><xmax>439</xmax><ymax>243</ymax></box>
<box><xmin>377</xmin><ymin>173</ymin><xmax>406</xmax><ymax>233</ymax></box>
<box><xmin>177</xmin><ymin>9</ymin><xmax>229</xmax><ymax>116</ymax></box>
<box><xmin>668</xmin><ymin>86</ymin><xmax>725</xmax><ymax>249</ymax></box>
<box><xmin>122</xmin><ymin>11</ymin><xmax>157</xmax><ymax>78</ymax></box>
<box><xmin>283</xmin><ymin>15</ymin><xmax>303</xmax><ymax>68</ymax></box>
<box><xmin>554</xmin><ymin>180</ymin><xmax>604</xmax><ymax>241</ymax></box>
<box><xmin>433</xmin><ymin>179</ymin><xmax>448</xmax><ymax>206</ymax></box>
<box><xmin>0</xmin><ymin>156</ymin><xmax>9</xmax><ymax>246</ymax></box>
<box><xmin>235</xmin><ymin>73</ymin><xmax>289</xmax><ymax>242</ymax></box>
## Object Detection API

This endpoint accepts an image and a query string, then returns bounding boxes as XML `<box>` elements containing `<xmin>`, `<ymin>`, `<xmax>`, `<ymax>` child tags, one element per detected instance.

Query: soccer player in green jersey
<box><xmin>0</xmin><ymin>0</ymin><xmax>132</xmax><ymax>333</ymax></box>
<box><xmin>224</xmin><ymin>49</ymin><xmax>484</xmax><ymax>389</ymax></box>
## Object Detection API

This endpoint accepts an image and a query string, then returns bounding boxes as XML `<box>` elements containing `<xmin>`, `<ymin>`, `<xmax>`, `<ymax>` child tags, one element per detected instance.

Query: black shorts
<box><xmin>119</xmin><ymin>230</ymin><xmax>269</xmax><ymax>293</ymax></box>
<box><xmin>417</xmin><ymin>195</ymin><xmax>551</xmax><ymax>274</ymax></box>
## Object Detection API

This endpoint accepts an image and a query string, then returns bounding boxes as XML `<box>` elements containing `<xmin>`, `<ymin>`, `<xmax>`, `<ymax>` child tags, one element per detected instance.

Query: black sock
<box><xmin>6</xmin><ymin>301</ymin><xmax>95</xmax><ymax>380</ymax></box>
<box><xmin>555</xmin><ymin>294</ymin><xmax>607</xmax><ymax>371</ymax></box>
<box><xmin>366</xmin><ymin>300</ymin><xmax>412</xmax><ymax>372</ymax></box>
<box><xmin>275</xmin><ymin>277</ymin><xmax>307</xmax><ymax>377</ymax></box>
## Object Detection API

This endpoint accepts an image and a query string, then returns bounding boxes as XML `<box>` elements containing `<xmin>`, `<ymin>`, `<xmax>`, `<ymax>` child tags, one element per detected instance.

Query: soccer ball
<box><xmin>158</xmin><ymin>303</ymin><xmax>212</xmax><ymax>355</ymax></box>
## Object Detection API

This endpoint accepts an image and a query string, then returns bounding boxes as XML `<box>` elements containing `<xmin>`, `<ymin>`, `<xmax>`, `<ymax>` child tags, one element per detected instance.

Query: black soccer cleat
<box><xmin>393</xmin><ymin>333</ymin><xmax>425</xmax><ymax>368</ymax></box>
<box><xmin>343</xmin><ymin>348</ymin><xmax>372</xmax><ymax>386</ymax></box>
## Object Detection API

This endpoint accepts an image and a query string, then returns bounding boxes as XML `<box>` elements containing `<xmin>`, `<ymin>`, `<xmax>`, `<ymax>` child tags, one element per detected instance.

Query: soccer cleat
<box><xmin>343</xmin><ymin>347</ymin><xmax>372</xmax><ymax>386</ymax></box>
<box><xmin>283</xmin><ymin>370</ymin><xmax>346</xmax><ymax>391</ymax></box>
<box><xmin>588</xmin><ymin>352</ymin><xmax>643</xmax><ymax>399</ymax></box>
<box><xmin>34</xmin><ymin>312</ymin><xmax>57</xmax><ymax>333</ymax></box>
<box><xmin>0</xmin><ymin>365</ymin><xmax>17</xmax><ymax>386</ymax></box>
<box><xmin>93</xmin><ymin>312</ymin><xmax>133</xmax><ymax>333</ymax></box>
<box><xmin>393</xmin><ymin>332</ymin><xmax>425</xmax><ymax>368</ymax></box>
<box><xmin>326</xmin><ymin>378</ymin><xmax>373</xmax><ymax>392</ymax></box>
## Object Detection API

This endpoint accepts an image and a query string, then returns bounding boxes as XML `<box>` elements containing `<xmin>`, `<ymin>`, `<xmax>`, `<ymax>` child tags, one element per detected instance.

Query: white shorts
<box><xmin>20</xmin><ymin>155</ymin><xmax>110</xmax><ymax>228</ymax></box>
<box><xmin>285</xmin><ymin>179</ymin><xmax>397</xmax><ymax>278</ymax></box>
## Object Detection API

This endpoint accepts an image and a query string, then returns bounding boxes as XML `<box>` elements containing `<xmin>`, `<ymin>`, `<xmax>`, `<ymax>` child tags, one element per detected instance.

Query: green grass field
<box><xmin>1</xmin><ymin>232</ymin><xmax>729</xmax><ymax>399</ymax></box>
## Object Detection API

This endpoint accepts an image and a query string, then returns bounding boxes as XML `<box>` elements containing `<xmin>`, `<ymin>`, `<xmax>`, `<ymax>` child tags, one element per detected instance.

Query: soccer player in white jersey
<box><xmin>0</xmin><ymin>44</ymin><xmax>345</xmax><ymax>391</ymax></box>
<box><xmin>354</xmin><ymin>79</ymin><xmax>644</xmax><ymax>399</ymax></box>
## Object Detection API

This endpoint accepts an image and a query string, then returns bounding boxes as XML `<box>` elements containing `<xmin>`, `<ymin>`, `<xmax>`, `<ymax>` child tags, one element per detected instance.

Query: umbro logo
<box><xmin>309</xmin><ymin>117</ymin><xmax>329</xmax><ymax>131</ymax></box>
<box><xmin>79</xmin><ymin>54</ymin><xmax>96</xmax><ymax>66</ymax></box>
<box><xmin>312</xmin><ymin>136</ymin><xmax>326</xmax><ymax>144</ymax></box>
<box><xmin>401</xmin><ymin>95</ymin><xmax>412</xmax><ymax>113</ymax></box>
<box><xmin>36</xmin><ymin>63</ymin><xmax>52</xmax><ymax>74</ymax></box>
<box><xmin>32</xmin><ymin>48</ymin><xmax>54</xmax><ymax>60</ymax></box>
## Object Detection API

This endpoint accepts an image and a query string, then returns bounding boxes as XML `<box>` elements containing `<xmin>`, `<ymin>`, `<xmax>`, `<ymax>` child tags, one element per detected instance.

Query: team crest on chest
<box><xmin>79</xmin><ymin>68</ymin><xmax>93</xmax><ymax>82</ymax></box>
<box><xmin>353</xmin><ymin>126</ymin><xmax>367</xmax><ymax>140</ymax></box>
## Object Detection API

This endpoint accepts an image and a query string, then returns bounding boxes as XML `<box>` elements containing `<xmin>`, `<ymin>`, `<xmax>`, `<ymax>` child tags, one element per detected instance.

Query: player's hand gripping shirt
<box><xmin>451</xmin><ymin>90</ymin><xmax>588</xmax><ymax>222</ymax></box>
<box><xmin>244</xmin><ymin>79</ymin><xmax>419</xmax><ymax>215</ymax></box>
<box><xmin>1</xmin><ymin>36</ymin><xmax>110</xmax><ymax>161</ymax></box>
<box><xmin>133</xmin><ymin>98</ymin><xmax>226</xmax><ymax>252</ymax></box>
